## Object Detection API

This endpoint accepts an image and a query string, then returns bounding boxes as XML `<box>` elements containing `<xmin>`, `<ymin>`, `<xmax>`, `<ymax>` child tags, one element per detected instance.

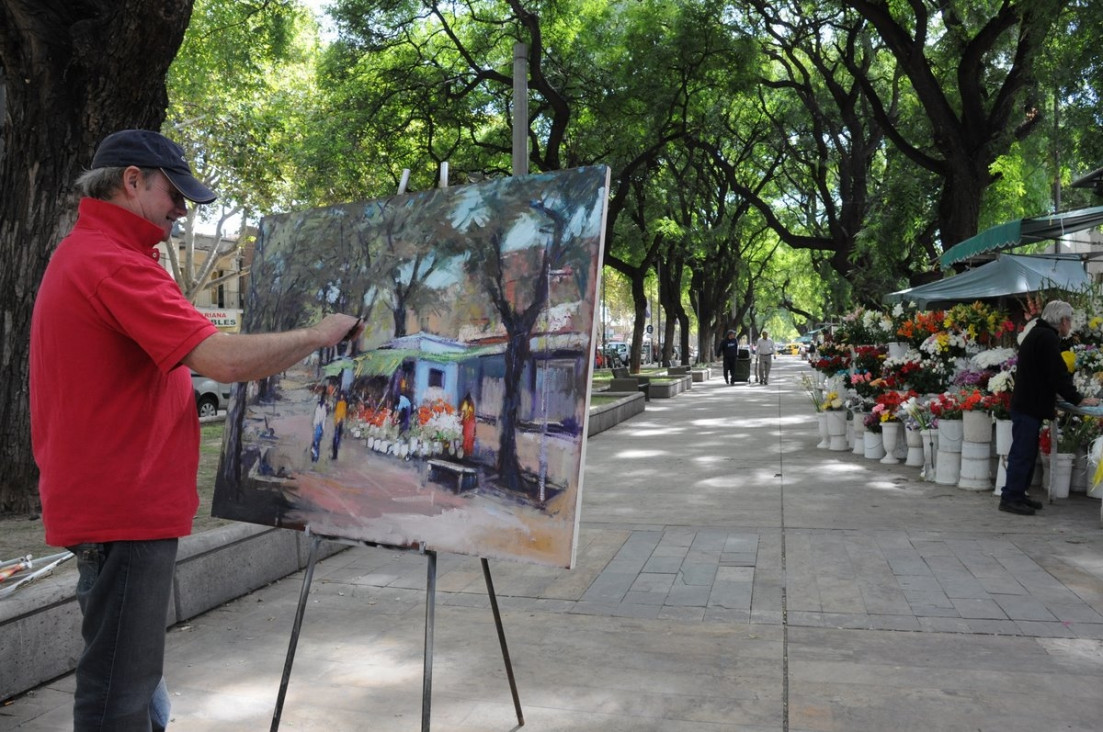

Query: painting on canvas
<box><xmin>212</xmin><ymin>166</ymin><xmax>609</xmax><ymax>568</ymax></box>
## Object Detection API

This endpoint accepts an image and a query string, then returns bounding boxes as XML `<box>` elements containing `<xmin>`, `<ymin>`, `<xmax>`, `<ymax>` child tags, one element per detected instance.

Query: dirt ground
<box><xmin>0</xmin><ymin>423</ymin><xmax>231</xmax><ymax>567</ymax></box>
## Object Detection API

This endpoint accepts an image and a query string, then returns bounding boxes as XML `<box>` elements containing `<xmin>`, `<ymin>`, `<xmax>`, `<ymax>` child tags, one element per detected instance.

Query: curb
<box><xmin>0</xmin><ymin>524</ymin><xmax>345</xmax><ymax>702</ymax></box>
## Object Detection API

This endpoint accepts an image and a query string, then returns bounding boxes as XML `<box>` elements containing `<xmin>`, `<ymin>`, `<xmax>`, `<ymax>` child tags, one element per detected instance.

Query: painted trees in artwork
<box><xmin>455</xmin><ymin>169</ymin><xmax>607</xmax><ymax>494</ymax></box>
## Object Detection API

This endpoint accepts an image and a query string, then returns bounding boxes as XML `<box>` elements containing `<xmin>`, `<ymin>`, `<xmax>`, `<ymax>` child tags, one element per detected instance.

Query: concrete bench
<box><xmin>427</xmin><ymin>459</ymin><xmax>478</xmax><ymax>493</ymax></box>
<box><xmin>608</xmin><ymin>369</ymin><xmax>650</xmax><ymax>400</ymax></box>
<box><xmin>666</xmin><ymin>365</ymin><xmax>690</xmax><ymax>376</ymax></box>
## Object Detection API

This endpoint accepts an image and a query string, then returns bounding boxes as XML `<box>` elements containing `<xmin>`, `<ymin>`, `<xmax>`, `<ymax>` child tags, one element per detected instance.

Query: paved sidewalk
<box><xmin>6</xmin><ymin>357</ymin><xmax>1103</xmax><ymax>731</ymax></box>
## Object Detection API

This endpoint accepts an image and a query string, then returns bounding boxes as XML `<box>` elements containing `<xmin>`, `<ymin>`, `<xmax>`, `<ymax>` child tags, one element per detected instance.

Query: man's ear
<box><xmin>122</xmin><ymin>166</ymin><xmax>143</xmax><ymax>195</ymax></box>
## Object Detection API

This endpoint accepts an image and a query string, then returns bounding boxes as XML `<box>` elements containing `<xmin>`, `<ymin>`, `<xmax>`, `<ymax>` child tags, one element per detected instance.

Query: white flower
<box><xmin>892</xmin><ymin>302</ymin><xmax>905</xmax><ymax>318</ymax></box>
<box><xmin>971</xmin><ymin>347</ymin><xmax>1016</xmax><ymax>369</ymax></box>
<box><xmin>988</xmin><ymin>371</ymin><xmax>1014</xmax><ymax>394</ymax></box>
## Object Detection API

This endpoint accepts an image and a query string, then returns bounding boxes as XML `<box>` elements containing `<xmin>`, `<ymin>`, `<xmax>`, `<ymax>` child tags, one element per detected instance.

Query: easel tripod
<box><xmin>270</xmin><ymin>533</ymin><xmax>524</xmax><ymax>731</ymax></box>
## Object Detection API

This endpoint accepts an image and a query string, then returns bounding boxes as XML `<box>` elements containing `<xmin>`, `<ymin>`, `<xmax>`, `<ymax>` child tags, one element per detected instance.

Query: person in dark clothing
<box><xmin>716</xmin><ymin>329</ymin><xmax>741</xmax><ymax>385</ymax></box>
<box><xmin>999</xmin><ymin>300</ymin><xmax>1099</xmax><ymax>515</ymax></box>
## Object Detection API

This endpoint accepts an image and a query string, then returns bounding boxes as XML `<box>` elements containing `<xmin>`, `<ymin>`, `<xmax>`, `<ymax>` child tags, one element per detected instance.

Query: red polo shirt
<box><xmin>30</xmin><ymin>198</ymin><xmax>219</xmax><ymax>546</ymax></box>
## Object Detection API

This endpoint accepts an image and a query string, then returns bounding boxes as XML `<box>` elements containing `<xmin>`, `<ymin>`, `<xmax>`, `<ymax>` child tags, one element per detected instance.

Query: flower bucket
<box><xmin>994</xmin><ymin>419</ymin><xmax>1013</xmax><ymax>455</ymax></box>
<box><xmin>825</xmin><ymin>410</ymin><xmax>848</xmax><ymax>451</ymax></box>
<box><xmin>816</xmin><ymin>412</ymin><xmax>830</xmax><ymax>449</ymax></box>
<box><xmin>934</xmin><ymin>421</ymin><xmax>963</xmax><ymax>485</ymax></box>
<box><xmin>962</xmin><ymin>410</ymin><xmax>992</xmax><ymax>443</ymax></box>
<box><xmin>919</xmin><ymin>429</ymin><xmax>936</xmax><ymax>479</ymax></box>
<box><xmin>1049</xmin><ymin>452</ymin><xmax>1073</xmax><ymax>500</ymax></box>
<box><xmin>905</xmin><ymin>428</ymin><xmax>925</xmax><ymax>467</ymax></box>
<box><xmin>863</xmin><ymin>430</ymin><xmax>885</xmax><ymax>460</ymax></box>
<box><xmin>851</xmin><ymin>412</ymin><xmax>866</xmax><ymax>455</ymax></box>
<box><xmin>880</xmin><ymin>422</ymin><xmax>901</xmax><ymax>464</ymax></box>
<box><xmin>1071</xmin><ymin>450</ymin><xmax>1088</xmax><ymax>494</ymax></box>
<box><xmin>937</xmin><ymin>419</ymin><xmax>963</xmax><ymax>453</ymax></box>
<box><xmin>957</xmin><ymin>440</ymin><xmax>992</xmax><ymax>491</ymax></box>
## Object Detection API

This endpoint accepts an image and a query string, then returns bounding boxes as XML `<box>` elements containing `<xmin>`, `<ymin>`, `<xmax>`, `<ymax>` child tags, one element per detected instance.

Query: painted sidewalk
<box><xmin>5</xmin><ymin>356</ymin><xmax>1103</xmax><ymax>731</ymax></box>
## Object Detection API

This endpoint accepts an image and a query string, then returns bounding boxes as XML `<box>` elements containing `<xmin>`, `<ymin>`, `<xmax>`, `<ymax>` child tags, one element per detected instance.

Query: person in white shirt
<box><xmin>755</xmin><ymin>331</ymin><xmax>776</xmax><ymax>385</ymax></box>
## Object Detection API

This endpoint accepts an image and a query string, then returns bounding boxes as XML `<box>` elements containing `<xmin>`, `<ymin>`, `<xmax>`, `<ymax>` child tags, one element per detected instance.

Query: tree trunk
<box><xmin>0</xmin><ymin>0</ymin><xmax>194</xmax><ymax>514</ymax></box>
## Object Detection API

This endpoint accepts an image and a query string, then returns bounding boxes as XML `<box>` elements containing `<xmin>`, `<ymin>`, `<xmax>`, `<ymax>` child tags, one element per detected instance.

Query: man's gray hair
<box><xmin>1041</xmin><ymin>300</ymin><xmax>1073</xmax><ymax>328</ymax></box>
<box><xmin>75</xmin><ymin>166</ymin><xmax>157</xmax><ymax>201</ymax></box>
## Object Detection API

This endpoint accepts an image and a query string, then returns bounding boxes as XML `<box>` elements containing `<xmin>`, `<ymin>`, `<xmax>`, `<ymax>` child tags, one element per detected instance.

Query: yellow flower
<box><xmin>1091</xmin><ymin>316</ymin><xmax>1103</xmax><ymax>330</ymax></box>
<box><xmin>1062</xmin><ymin>350</ymin><xmax>1076</xmax><ymax>373</ymax></box>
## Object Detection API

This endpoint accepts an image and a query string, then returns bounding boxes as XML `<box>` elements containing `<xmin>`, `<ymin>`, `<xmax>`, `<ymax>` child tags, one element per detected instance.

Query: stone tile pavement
<box><xmin>4</xmin><ymin>356</ymin><xmax>1102</xmax><ymax>730</ymax></box>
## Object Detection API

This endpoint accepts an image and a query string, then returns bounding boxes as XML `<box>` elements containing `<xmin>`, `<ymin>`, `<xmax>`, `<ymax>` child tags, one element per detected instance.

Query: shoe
<box><xmin>998</xmin><ymin>499</ymin><xmax>1035</xmax><ymax>516</ymax></box>
<box><xmin>1022</xmin><ymin>496</ymin><xmax>1043</xmax><ymax>510</ymax></box>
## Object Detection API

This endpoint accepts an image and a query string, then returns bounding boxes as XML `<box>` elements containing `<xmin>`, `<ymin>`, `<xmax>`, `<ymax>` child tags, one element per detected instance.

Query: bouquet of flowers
<box><xmin>920</xmin><ymin>330</ymin><xmax>969</xmax><ymax>360</ymax></box>
<box><xmin>900</xmin><ymin>396</ymin><xmax>934</xmax><ymax>431</ymax></box>
<box><xmin>863</xmin><ymin>411</ymin><xmax>883</xmax><ymax>433</ymax></box>
<box><xmin>799</xmin><ymin>373</ymin><xmax>825</xmax><ymax>412</ymax></box>
<box><xmin>873</xmin><ymin>389</ymin><xmax>916</xmax><ymax>423</ymax></box>
<box><xmin>862</xmin><ymin>309</ymin><xmax>897</xmax><ymax>344</ymax></box>
<box><xmin>847</xmin><ymin>370</ymin><xmax>881</xmax><ymax>399</ymax></box>
<box><xmin>952</xmin><ymin>368</ymin><xmax>992</xmax><ymax>390</ymax></box>
<box><xmin>1076</xmin><ymin>315</ymin><xmax>1103</xmax><ymax>346</ymax></box>
<box><xmin>971</xmin><ymin>347</ymin><xmax>1016</xmax><ymax>371</ymax></box>
<box><xmin>811</xmin><ymin>343</ymin><xmax>851</xmax><ymax>375</ymax></box>
<box><xmin>822</xmin><ymin>390</ymin><xmax>846</xmax><ymax>410</ymax></box>
<box><xmin>888</xmin><ymin>356</ymin><xmax>951</xmax><ymax>394</ymax></box>
<box><xmin>834</xmin><ymin>307</ymin><xmax>876</xmax><ymax>345</ymax></box>
<box><xmin>959</xmin><ymin>388</ymin><xmax>1002</xmax><ymax>414</ymax></box>
<box><xmin>1071</xmin><ymin>344</ymin><xmax>1103</xmax><ymax>398</ymax></box>
<box><xmin>989</xmin><ymin>390</ymin><xmax>1012</xmax><ymax>419</ymax></box>
<box><xmin>851</xmin><ymin>344</ymin><xmax>886</xmax><ymax>376</ymax></box>
<box><xmin>944</xmin><ymin>301</ymin><xmax>1015</xmax><ymax>346</ymax></box>
<box><xmin>928</xmin><ymin>391</ymin><xmax>964</xmax><ymax>420</ymax></box>
<box><xmin>1055</xmin><ymin>413</ymin><xmax>1103</xmax><ymax>452</ymax></box>
<box><xmin>896</xmin><ymin>310</ymin><xmax>946</xmax><ymax>348</ymax></box>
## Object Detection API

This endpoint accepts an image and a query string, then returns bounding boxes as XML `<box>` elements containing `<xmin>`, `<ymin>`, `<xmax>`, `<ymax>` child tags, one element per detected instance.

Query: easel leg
<box><xmin>482</xmin><ymin>558</ymin><xmax>524</xmax><ymax>726</ymax></box>
<box><xmin>271</xmin><ymin>535</ymin><xmax>322</xmax><ymax>732</ymax></box>
<box><xmin>422</xmin><ymin>550</ymin><xmax>437</xmax><ymax>732</ymax></box>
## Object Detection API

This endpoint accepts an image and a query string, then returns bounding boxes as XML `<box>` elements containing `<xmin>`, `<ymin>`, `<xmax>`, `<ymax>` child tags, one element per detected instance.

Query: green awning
<box><xmin>885</xmin><ymin>254</ymin><xmax>1091</xmax><ymax>309</ymax></box>
<box><xmin>323</xmin><ymin>350</ymin><xmax>411</xmax><ymax>379</ymax></box>
<box><xmin>940</xmin><ymin>205</ymin><xmax>1103</xmax><ymax>268</ymax></box>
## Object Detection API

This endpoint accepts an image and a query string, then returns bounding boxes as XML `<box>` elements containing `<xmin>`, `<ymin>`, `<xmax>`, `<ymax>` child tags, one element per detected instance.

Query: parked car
<box><xmin>191</xmin><ymin>371</ymin><xmax>231</xmax><ymax>418</ymax></box>
<box><xmin>603</xmin><ymin>341</ymin><xmax>630</xmax><ymax>365</ymax></box>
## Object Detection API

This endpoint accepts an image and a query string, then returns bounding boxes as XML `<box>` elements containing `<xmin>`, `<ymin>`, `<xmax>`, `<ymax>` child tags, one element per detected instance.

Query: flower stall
<box><xmin>806</xmin><ymin>293</ymin><xmax>1103</xmax><ymax>510</ymax></box>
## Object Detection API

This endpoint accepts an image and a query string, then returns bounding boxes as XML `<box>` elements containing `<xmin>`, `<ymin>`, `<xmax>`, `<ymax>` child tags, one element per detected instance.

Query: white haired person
<box><xmin>998</xmin><ymin>300</ymin><xmax>1099</xmax><ymax>515</ymax></box>
<box><xmin>755</xmin><ymin>330</ymin><xmax>775</xmax><ymax>385</ymax></box>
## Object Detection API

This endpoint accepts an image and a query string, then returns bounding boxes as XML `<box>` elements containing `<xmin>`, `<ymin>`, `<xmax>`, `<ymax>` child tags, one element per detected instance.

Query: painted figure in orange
<box><xmin>460</xmin><ymin>394</ymin><xmax>476</xmax><ymax>457</ymax></box>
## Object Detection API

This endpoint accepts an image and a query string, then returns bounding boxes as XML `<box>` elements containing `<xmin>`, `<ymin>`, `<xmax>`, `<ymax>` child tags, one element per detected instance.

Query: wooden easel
<box><xmin>270</xmin><ymin>533</ymin><xmax>524</xmax><ymax>731</ymax></box>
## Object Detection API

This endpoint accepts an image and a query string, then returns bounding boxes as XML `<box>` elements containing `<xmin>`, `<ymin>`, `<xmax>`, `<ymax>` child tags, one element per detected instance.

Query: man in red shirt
<box><xmin>30</xmin><ymin>129</ymin><xmax>362</xmax><ymax>731</ymax></box>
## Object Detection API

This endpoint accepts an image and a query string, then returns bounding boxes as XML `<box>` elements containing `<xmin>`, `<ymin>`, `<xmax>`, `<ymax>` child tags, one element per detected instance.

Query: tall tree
<box><xmin>0</xmin><ymin>0</ymin><xmax>196</xmax><ymax>513</ymax></box>
<box><xmin>842</xmin><ymin>0</ymin><xmax>1066</xmax><ymax>255</ymax></box>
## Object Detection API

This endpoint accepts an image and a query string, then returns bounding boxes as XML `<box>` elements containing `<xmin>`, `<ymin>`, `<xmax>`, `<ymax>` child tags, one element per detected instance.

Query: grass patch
<box><xmin>0</xmin><ymin>422</ymin><xmax>231</xmax><ymax>564</ymax></box>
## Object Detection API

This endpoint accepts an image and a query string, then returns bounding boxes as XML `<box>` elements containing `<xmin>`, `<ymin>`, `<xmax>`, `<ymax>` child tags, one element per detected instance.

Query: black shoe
<box><xmin>1022</xmin><ymin>496</ymin><xmax>1043</xmax><ymax>510</ymax></box>
<box><xmin>999</xmin><ymin>500</ymin><xmax>1035</xmax><ymax>516</ymax></box>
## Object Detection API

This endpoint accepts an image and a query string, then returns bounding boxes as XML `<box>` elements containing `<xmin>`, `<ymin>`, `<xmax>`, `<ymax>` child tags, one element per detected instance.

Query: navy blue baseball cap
<box><xmin>91</xmin><ymin>130</ymin><xmax>217</xmax><ymax>204</ymax></box>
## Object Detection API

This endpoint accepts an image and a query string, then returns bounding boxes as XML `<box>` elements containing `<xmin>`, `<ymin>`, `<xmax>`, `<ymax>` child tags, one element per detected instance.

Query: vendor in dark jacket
<box><xmin>1000</xmin><ymin>300</ymin><xmax>1099</xmax><ymax>515</ymax></box>
<box><xmin>716</xmin><ymin>330</ymin><xmax>741</xmax><ymax>385</ymax></box>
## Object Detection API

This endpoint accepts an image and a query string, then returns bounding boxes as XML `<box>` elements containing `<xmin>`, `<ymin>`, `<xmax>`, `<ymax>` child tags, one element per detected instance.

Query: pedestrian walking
<box><xmin>716</xmin><ymin>329</ymin><xmax>741</xmax><ymax>385</ymax></box>
<box><xmin>755</xmin><ymin>331</ymin><xmax>776</xmax><ymax>385</ymax></box>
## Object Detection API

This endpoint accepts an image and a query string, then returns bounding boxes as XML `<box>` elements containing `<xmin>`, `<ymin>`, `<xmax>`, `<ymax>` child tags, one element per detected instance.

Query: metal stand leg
<box><xmin>271</xmin><ymin>535</ymin><xmax>323</xmax><ymax>732</ymax></box>
<box><xmin>422</xmin><ymin>550</ymin><xmax>437</xmax><ymax>732</ymax></box>
<box><xmin>482</xmin><ymin>558</ymin><xmax>524</xmax><ymax>727</ymax></box>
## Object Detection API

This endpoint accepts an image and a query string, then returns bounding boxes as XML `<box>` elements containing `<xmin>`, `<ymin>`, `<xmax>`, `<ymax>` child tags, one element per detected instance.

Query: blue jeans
<box><xmin>1001</xmin><ymin>410</ymin><xmax>1042</xmax><ymax>503</ymax></box>
<box><xmin>69</xmin><ymin>540</ymin><xmax>177</xmax><ymax>731</ymax></box>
